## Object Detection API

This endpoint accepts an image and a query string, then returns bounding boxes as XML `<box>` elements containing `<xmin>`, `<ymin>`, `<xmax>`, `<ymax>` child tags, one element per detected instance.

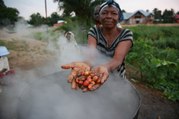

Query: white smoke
<box><xmin>0</xmin><ymin>20</ymin><xmax>140</xmax><ymax>119</ymax></box>
<box><xmin>0</xmin><ymin>70</ymin><xmax>140</xmax><ymax>119</ymax></box>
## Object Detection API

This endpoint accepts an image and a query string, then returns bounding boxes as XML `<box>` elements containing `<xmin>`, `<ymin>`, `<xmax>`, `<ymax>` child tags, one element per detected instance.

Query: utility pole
<box><xmin>45</xmin><ymin>0</ymin><xmax>47</xmax><ymax>18</ymax></box>
<box><xmin>44</xmin><ymin>0</ymin><xmax>48</xmax><ymax>32</ymax></box>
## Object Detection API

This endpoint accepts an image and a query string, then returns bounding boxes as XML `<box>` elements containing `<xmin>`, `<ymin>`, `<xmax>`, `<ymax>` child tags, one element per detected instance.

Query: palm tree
<box><xmin>53</xmin><ymin>0</ymin><xmax>105</xmax><ymax>19</ymax></box>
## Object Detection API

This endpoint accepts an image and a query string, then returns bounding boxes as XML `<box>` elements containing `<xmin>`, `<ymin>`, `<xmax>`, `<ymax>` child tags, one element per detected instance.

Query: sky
<box><xmin>4</xmin><ymin>0</ymin><xmax>179</xmax><ymax>20</ymax></box>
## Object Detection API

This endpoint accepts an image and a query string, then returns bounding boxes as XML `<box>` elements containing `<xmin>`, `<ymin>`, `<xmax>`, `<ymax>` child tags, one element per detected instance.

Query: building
<box><xmin>174</xmin><ymin>14</ymin><xmax>179</xmax><ymax>23</ymax></box>
<box><xmin>122</xmin><ymin>10</ymin><xmax>154</xmax><ymax>25</ymax></box>
<box><xmin>53</xmin><ymin>20</ymin><xmax>65</xmax><ymax>27</ymax></box>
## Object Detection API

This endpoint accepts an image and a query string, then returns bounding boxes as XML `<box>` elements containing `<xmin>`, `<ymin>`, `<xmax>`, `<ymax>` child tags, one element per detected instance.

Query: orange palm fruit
<box><xmin>83</xmin><ymin>80</ymin><xmax>90</xmax><ymax>86</ymax></box>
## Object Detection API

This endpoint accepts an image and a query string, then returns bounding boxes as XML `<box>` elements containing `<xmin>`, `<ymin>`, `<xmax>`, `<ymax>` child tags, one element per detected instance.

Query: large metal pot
<box><xmin>0</xmin><ymin>71</ymin><xmax>141</xmax><ymax>119</ymax></box>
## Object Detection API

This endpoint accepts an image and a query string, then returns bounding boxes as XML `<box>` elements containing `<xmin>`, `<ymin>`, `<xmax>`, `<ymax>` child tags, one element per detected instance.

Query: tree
<box><xmin>153</xmin><ymin>8</ymin><xmax>162</xmax><ymax>23</ymax></box>
<box><xmin>0</xmin><ymin>0</ymin><xmax>6</xmax><ymax>8</ymax></box>
<box><xmin>49</xmin><ymin>12</ymin><xmax>62</xmax><ymax>26</ymax></box>
<box><xmin>28</xmin><ymin>12</ymin><xmax>63</xmax><ymax>26</ymax></box>
<box><xmin>54</xmin><ymin>0</ymin><xmax>105</xmax><ymax>26</ymax></box>
<box><xmin>28</xmin><ymin>13</ymin><xmax>45</xmax><ymax>26</ymax></box>
<box><xmin>0</xmin><ymin>0</ymin><xmax>19</xmax><ymax>26</ymax></box>
<box><xmin>162</xmin><ymin>9</ymin><xmax>175</xmax><ymax>23</ymax></box>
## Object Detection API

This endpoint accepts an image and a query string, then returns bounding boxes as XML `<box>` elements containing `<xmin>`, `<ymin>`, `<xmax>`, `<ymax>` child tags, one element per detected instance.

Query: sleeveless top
<box><xmin>87</xmin><ymin>25</ymin><xmax>133</xmax><ymax>78</ymax></box>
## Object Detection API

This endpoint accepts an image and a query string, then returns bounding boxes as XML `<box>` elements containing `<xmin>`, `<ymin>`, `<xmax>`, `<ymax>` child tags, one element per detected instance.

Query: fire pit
<box><xmin>0</xmin><ymin>71</ymin><xmax>140</xmax><ymax>119</ymax></box>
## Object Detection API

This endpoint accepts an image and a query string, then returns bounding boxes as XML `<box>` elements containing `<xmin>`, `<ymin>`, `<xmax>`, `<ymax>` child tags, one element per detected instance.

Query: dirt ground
<box><xmin>132</xmin><ymin>82</ymin><xmax>179</xmax><ymax>119</ymax></box>
<box><xmin>0</xmin><ymin>30</ymin><xmax>179</xmax><ymax>119</ymax></box>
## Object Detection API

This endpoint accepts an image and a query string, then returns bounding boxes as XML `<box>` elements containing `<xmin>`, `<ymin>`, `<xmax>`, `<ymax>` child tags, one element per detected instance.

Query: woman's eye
<box><xmin>112</xmin><ymin>12</ymin><xmax>118</xmax><ymax>15</ymax></box>
<box><xmin>101</xmin><ymin>12</ymin><xmax>107</xmax><ymax>15</ymax></box>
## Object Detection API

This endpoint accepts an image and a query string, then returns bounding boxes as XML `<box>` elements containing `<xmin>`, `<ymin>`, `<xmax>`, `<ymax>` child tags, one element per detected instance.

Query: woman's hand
<box><xmin>61</xmin><ymin>62</ymin><xmax>91</xmax><ymax>71</ymax></box>
<box><xmin>61</xmin><ymin>62</ymin><xmax>91</xmax><ymax>89</ymax></box>
<box><xmin>61</xmin><ymin>63</ymin><xmax>109</xmax><ymax>92</ymax></box>
<box><xmin>92</xmin><ymin>65</ymin><xmax>109</xmax><ymax>83</ymax></box>
<box><xmin>87</xmin><ymin>65</ymin><xmax>109</xmax><ymax>91</ymax></box>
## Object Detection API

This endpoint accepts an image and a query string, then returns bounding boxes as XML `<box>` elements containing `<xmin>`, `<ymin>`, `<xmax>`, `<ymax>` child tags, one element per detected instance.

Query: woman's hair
<box><xmin>98</xmin><ymin>0</ymin><xmax>123</xmax><ymax>22</ymax></box>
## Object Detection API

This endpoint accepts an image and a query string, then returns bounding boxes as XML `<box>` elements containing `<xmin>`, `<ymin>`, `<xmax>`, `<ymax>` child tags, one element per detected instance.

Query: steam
<box><xmin>0</xmin><ymin>71</ymin><xmax>140</xmax><ymax>119</ymax></box>
<box><xmin>0</xmin><ymin>20</ymin><xmax>140</xmax><ymax>119</ymax></box>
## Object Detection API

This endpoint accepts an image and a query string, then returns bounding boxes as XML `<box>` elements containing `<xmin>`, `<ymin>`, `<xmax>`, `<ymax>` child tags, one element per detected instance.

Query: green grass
<box><xmin>125</xmin><ymin>25</ymin><xmax>179</xmax><ymax>101</ymax></box>
<box><xmin>0</xmin><ymin>39</ymin><xmax>27</xmax><ymax>51</ymax></box>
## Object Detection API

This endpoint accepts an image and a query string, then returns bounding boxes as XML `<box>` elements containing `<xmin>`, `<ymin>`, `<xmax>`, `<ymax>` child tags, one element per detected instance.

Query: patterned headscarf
<box><xmin>99</xmin><ymin>0</ymin><xmax>123</xmax><ymax>21</ymax></box>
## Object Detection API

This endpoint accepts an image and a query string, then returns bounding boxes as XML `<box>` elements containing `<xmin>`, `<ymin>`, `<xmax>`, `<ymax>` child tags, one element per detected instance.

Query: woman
<box><xmin>93</xmin><ymin>5</ymin><xmax>101</xmax><ymax>27</ymax></box>
<box><xmin>61</xmin><ymin>0</ymin><xmax>133</xmax><ymax>91</ymax></box>
<box><xmin>88</xmin><ymin>0</ymin><xmax>133</xmax><ymax>79</ymax></box>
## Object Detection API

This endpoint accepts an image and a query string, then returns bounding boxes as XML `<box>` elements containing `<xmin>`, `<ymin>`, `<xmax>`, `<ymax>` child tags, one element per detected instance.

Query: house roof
<box><xmin>137</xmin><ymin>10</ymin><xmax>152</xmax><ymax>16</ymax></box>
<box><xmin>123</xmin><ymin>12</ymin><xmax>133</xmax><ymax>20</ymax></box>
<box><xmin>123</xmin><ymin>10</ymin><xmax>153</xmax><ymax>20</ymax></box>
<box><xmin>57</xmin><ymin>20</ymin><xmax>65</xmax><ymax>24</ymax></box>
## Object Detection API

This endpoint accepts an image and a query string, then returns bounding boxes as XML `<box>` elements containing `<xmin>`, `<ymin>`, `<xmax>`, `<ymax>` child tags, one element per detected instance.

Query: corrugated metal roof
<box><xmin>136</xmin><ymin>10</ymin><xmax>152</xmax><ymax>16</ymax></box>
<box><xmin>123</xmin><ymin>13</ymin><xmax>133</xmax><ymax>20</ymax></box>
<box><xmin>57</xmin><ymin>20</ymin><xmax>65</xmax><ymax>23</ymax></box>
<box><xmin>122</xmin><ymin>10</ymin><xmax>153</xmax><ymax>20</ymax></box>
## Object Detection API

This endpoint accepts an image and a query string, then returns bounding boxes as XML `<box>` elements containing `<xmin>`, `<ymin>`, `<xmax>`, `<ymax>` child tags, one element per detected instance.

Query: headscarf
<box><xmin>99</xmin><ymin>0</ymin><xmax>123</xmax><ymax>22</ymax></box>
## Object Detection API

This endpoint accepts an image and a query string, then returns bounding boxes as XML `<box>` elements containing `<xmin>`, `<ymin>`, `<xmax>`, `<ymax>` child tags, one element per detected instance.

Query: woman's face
<box><xmin>99</xmin><ymin>6</ymin><xmax>119</xmax><ymax>28</ymax></box>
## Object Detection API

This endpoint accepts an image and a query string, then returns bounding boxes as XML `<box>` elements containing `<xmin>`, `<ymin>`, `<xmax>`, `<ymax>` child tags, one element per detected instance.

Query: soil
<box><xmin>0</xmin><ymin>30</ymin><xmax>179</xmax><ymax>119</ymax></box>
<box><xmin>132</xmin><ymin>82</ymin><xmax>179</xmax><ymax>119</ymax></box>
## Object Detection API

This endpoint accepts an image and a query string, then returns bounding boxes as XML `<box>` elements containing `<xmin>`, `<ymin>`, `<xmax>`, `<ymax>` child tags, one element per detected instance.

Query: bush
<box><xmin>126</xmin><ymin>25</ymin><xmax>179</xmax><ymax>101</ymax></box>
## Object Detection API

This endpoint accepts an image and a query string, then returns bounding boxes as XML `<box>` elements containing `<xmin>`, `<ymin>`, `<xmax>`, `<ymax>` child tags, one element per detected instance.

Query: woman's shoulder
<box><xmin>120</xmin><ymin>27</ymin><xmax>132</xmax><ymax>31</ymax></box>
<box><xmin>89</xmin><ymin>25</ymin><xmax>100</xmax><ymax>31</ymax></box>
<box><xmin>88</xmin><ymin>25</ymin><xmax>101</xmax><ymax>34</ymax></box>
<box><xmin>117</xmin><ymin>28</ymin><xmax>133</xmax><ymax>41</ymax></box>
<box><xmin>120</xmin><ymin>28</ymin><xmax>133</xmax><ymax>35</ymax></box>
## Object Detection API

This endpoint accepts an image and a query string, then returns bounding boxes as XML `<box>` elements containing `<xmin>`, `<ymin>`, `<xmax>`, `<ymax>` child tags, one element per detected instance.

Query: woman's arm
<box><xmin>104</xmin><ymin>40</ymin><xmax>132</xmax><ymax>72</ymax></box>
<box><xmin>82</xmin><ymin>35</ymin><xmax>97</xmax><ymax>66</ymax></box>
<box><xmin>88</xmin><ymin>35</ymin><xmax>97</xmax><ymax>48</ymax></box>
<box><xmin>88</xmin><ymin>35</ymin><xmax>132</xmax><ymax>72</ymax></box>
